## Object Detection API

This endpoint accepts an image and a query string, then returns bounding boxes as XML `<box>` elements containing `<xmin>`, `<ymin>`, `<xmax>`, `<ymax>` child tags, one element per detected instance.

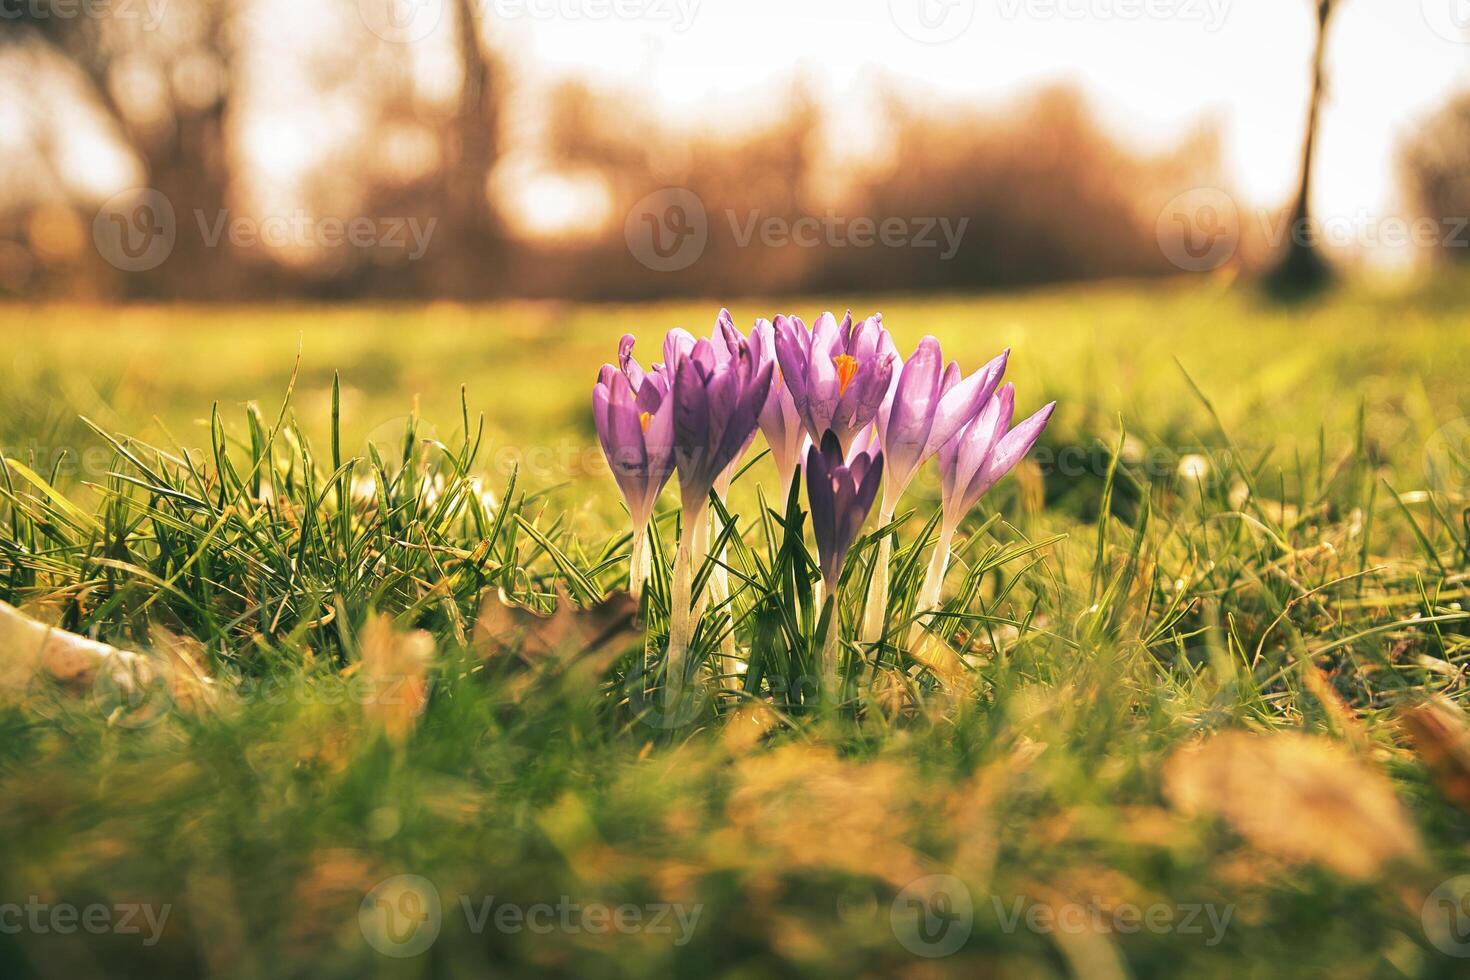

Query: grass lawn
<box><xmin>2</xmin><ymin>273</ymin><xmax>1470</xmax><ymax>977</ymax></box>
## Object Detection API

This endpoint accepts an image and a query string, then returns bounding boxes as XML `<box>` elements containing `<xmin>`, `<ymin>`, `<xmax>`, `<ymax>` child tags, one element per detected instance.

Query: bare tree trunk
<box><xmin>1267</xmin><ymin>0</ymin><xmax>1336</xmax><ymax>298</ymax></box>
<box><xmin>435</xmin><ymin>0</ymin><xmax>503</xmax><ymax>297</ymax></box>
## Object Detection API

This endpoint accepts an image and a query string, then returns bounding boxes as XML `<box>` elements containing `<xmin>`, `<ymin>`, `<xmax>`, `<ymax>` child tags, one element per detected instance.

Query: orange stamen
<box><xmin>639</xmin><ymin>411</ymin><xmax>652</xmax><ymax>433</ymax></box>
<box><xmin>834</xmin><ymin>354</ymin><xmax>860</xmax><ymax>396</ymax></box>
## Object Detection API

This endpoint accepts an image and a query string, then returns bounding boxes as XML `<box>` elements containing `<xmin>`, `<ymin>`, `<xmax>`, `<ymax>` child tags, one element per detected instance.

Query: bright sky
<box><xmin>484</xmin><ymin>0</ymin><xmax>1469</xmax><ymax>225</ymax></box>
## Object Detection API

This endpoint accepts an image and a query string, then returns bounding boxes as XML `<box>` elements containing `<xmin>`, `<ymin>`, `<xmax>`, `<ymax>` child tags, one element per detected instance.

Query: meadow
<box><xmin>2</xmin><ymin>273</ymin><xmax>1470</xmax><ymax>977</ymax></box>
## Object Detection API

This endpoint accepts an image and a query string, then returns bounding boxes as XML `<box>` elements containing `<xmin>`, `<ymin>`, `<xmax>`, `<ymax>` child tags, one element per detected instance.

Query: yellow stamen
<box><xmin>834</xmin><ymin>354</ymin><xmax>860</xmax><ymax>396</ymax></box>
<box><xmin>639</xmin><ymin>411</ymin><xmax>652</xmax><ymax>433</ymax></box>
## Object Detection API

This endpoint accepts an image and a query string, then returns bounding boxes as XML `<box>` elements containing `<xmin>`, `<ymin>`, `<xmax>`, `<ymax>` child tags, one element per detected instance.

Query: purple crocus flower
<box><xmin>859</xmin><ymin>340</ymin><xmax>1007</xmax><ymax>643</ymax></box>
<box><xmin>593</xmin><ymin>337</ymin><xmax>676</xmax><ymax>595</ymax></box>
<box><xmin>717</xmin><ymin>316</ymin><xmax>804</xmax><ymax>494</ymax></box>
<box><xmin>670</xmin><ymin>333</ymin><xmax>773</xmax><ymax>516</ymax></box>
<box><xmin>774</xmin><ymin>312</ymin><xmax>899</xmax><ymax>453</ymax></box>
<box><xmin>877</xmin><ymin>340</ymin><xmax>1009</xmax><ymax>517</ymax></box>
<box><xmin>805</xmin><ymin>431</ymin><xmax>884</xmax><ymax>591</ymax></box>
<box><xmin>593</xmin><ymin>339</ymin><xmax>674</xmax><ymax>529</ymax></box>
<box><xmin>663</xmin><ymin>328</ymin><xmax>774</xmax><ymax>675</ymax></box>
<box><xmin>937</xmin><ymin>384</ymin><xmax>1055</xmax><ymax>531</ymax></box>
<box><xmin>912</xmin><ymin>383</ymin><xmax>1055</xmax><ymax>626</ymax></box>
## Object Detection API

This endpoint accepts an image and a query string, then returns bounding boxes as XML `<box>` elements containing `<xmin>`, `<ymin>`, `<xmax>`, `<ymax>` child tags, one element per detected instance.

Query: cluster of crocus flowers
<box><xmin>594</xmin><ymin>310</ymin><xmax>1053</xmax><ymax>697</ymax></box>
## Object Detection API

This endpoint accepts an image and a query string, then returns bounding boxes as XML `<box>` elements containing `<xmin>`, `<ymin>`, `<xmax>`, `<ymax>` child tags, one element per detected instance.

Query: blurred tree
<box><xmin>1402</xmin><ymin>92</ymin><xmax>1470</xmax><ymax>262</ymax></box>
<box><xmin>29</xmin><ymin>0</ymin><xmax>242</xmax><ymax>299</ymax></box>
<box><xmin>1267</xmin><ymin>0</ymin><xmax>1337</xmax><ymax>298</ymax></box>
<box><xmin>342</xmin><ymin>0</ymin><xmax>505</xmax><ymax>299</ymax></box>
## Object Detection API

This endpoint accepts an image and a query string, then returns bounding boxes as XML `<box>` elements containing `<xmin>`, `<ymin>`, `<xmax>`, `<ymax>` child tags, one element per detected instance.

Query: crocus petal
<box><xmin>963</xmin><ymin>401</ymin><xmax>1057</xmax><ymax>511</ymax></box>
<box><xmin>843</xmin><ymin>449</ymin><xmax>885</xmax><ymax>551</ymax></box>
<box><xmin>592</xmin><ymin>381</ymin><xmax>615</xmax><ymax>463</ymax></box>
<box><xmin>673</xmin><ymin>357</ymin><xmax>711</xmax><ymax>471</ymax></box>
<box><xmin>642</xmin><ymin>397</ymin><xmax>677</xmax><ymax>517</ymax></box>
<box><xmin>847</xmin><ymin>424</ymin><xmax>880</xmax><ymax>463</ymax></box>
<box><xmin>774</xmin><ymin>316</ymin><xmax>812</xmax><ymax>419</ymax></box>
<box><xmin>882</xmin><ymin>337</ymin><xmax>943</xmax><ymax>485</ymax></box>
<box><xmin>806</xmin><ymin>431</ymin><xmax>885</xmax><ymax>588</ymax></box>
<box><xmin>927</xmin><ymin>349</ymin><xmax>1008</xmax><ymax>455</ymax></box>
<box><xmin>618</xmin><ymin>334</ymin><xmax>646</xmax><ymax>390</ymax></box>
<box><xmin>663</xmin><ymin>327</ymin><xmax>697</xmax><ymax>369</ymax></box>
<box><xmin>714</xmin><ymin>309</ymin><xmax>741</xmax><ymax>358</ymax></box>
<box><xmin>806</xmin><ymin>436</ymin><xmax>839</xmax><ymax>582</ymax></box>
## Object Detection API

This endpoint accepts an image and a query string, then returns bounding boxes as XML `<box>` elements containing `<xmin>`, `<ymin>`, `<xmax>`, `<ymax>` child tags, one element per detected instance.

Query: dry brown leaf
<box><xmin>1163</xmin><ymin>730</ymin><xmax>1422</xmax><ymax>880</ymax></box>
<box><xmin>718</xmin><ymin>744</ymin><xmax>924</xmax><ymax>887</ymax></box>
<box><xmin>148</xmin><ymin>625</ymin><xmax>218</xmax><ymax>715</ymax></box>
<box><xmin>474</xmin><ymin>587</ymin><xmax>640</xmax><ymax>681</ymax></box>
<box><xmin>357</xmin><ymin>614</ymin><xmax>433</xmax><ymax>744</ymax></box>
<box><xmin>1400</xmin><ymin>697</ymin><xmax>1470</xmax><ymax>817</ymax></box>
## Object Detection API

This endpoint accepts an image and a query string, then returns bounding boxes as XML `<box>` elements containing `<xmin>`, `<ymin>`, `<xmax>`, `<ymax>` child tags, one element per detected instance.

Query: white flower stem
<box><xmin>627</xmin><ymin>523</ymin><xmax>651</xmax><ymax>600</ymax></box>
<box><xmin>859</xmin><ymin>504</ymin><xmax>896</xmax><ymax>646</ymax></box>
<box><xmin>665</xmin><ymin>505</ymin><xmax>706</xmax><ymax>693</ymax></box>
<box><xmin>709</xmin><ymin>478</ymin><xmax>739</xmax><ymax>687</ymax></box>
<box><xmin>816</xmin><ymin>588</ymin><xmax>841</xmax><ymax>695</ymax></box>
<box><xmin>909</xmin><ymin>522</ymin><xmax>957</xmax><ymax>647</ymax></box>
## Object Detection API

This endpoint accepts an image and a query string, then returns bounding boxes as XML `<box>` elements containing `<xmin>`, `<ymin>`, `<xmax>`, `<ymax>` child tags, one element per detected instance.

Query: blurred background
<box><xmin>2</xmin><ymin>0</ymin><xmax>1467</xmax><ymax>302</ymax></box>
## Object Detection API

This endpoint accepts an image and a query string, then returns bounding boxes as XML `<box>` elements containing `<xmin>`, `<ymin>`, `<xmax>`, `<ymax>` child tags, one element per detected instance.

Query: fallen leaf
<box><xmin>1163</xmin><ymin>730</ymin><xmax>1422</xmax><ymax>880</ymax></box>
<box><xmin>1400</xmin><ymin>697</ymin><xmax>1470</xmax><ymax>817</ymax></box>
<box><xmin>474</xmin><ymin>587</ymin><xmax>640</xmax><ymax>682</ymax></box>
<box><xmin>357</xmin><ymin>615</ymin><xmax>433</xmax><ymax>744</ymax></box>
